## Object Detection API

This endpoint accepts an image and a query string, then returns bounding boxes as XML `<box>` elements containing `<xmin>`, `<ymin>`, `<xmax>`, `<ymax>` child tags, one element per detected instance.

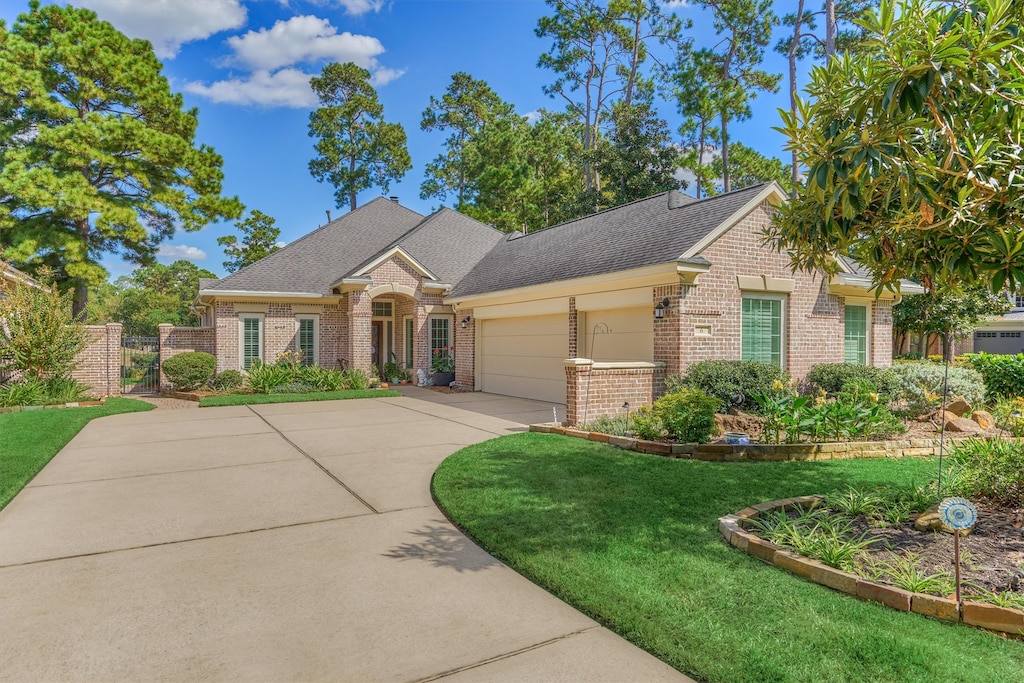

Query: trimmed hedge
<box><xmin>962</xmin><ymin>352</ymin><xmax>1024</xmax><ymax>400</ymax></box>
<box><xmin>670</xmin><ymin>360</ymin><xmax>790</xmax><ymax>412</ymax></box>
<box><xmin>162</xmin><ymin>352</ymin><xmax>217</xmax><ymax>390</ymax></box>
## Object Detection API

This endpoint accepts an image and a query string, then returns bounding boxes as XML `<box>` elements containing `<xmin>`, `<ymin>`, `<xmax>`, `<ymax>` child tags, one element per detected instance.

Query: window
<box><xmin>240</xmin><ymin>315</ymin><xmax>263</xmax><ymax>370</ymax></box>
<box><xmin>976</xmin><ymin>331</ymin><xmax>997</xmax><ymax>338</ymax></box>
<box><xmin>372</xmin><ymin>301</ymin><xmax>393</xmax><ymax>318</ymax></box>
<box><xmin>1014</xmin><ymin>294</ymin><xmax>1024</xmax><ymax>308</ymax></box>
<box><xmin>430</xmin><ymin>317</ymin><xmax>451</xmax><ymax>355</ymax></box>
<box><xmin>404</xmin><ymin>316</ymin><xmax>414</xmax><ymax>368</ymax></box>
<box><xmin>844</xmin><ymin>304</ymin><xmax>869</xmax><ymax>365</ymax></box>
<box><xmin>741</xmin><ymin>296</ymin><xmax>783</xmax><ymax>367</ymax></box>
<box><xmin>1001</xmin><ymin>331</ymin><xmax>1021</xmax><ymax>338</ymax></box>
<box><xmin>296</xmin><ymin>315</ymin><xmax>318</xmax><ymax>365</ymax></box>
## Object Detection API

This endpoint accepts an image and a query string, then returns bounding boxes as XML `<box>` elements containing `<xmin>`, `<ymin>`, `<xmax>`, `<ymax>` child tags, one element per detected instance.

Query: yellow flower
<box><xmin>869</xmin><ymin>393</ymin><xmax>879</xmax><ymax>403</ymax></box>
<box><xmin>772</xmin><ymin>379</ymin><xmax>785</xmax><ymax>391</ymax></box>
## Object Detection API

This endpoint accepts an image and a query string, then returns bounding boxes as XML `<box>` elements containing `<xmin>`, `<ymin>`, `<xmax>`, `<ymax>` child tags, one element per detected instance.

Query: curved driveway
<box><xmin>0</xmin><ymin>389</ymin><xmax>689</xmax><ymax>682</ymax></box>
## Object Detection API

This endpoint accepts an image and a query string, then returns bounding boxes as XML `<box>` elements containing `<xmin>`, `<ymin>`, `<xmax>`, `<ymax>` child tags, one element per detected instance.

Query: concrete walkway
<box><xmin>0</xmin><ymin>389</ymin><xmax>689</xmax><ymax>682</ymax></box>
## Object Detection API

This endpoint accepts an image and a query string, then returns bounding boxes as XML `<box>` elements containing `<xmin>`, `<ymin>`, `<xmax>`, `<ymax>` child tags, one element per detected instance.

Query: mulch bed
<box><xmin>854</xmin><ymin>503</ymin><xmax>1024</xmax><ymax>597</ymax></box>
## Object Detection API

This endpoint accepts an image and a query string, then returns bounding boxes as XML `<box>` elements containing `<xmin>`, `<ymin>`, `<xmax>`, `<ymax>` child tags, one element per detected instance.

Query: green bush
<box><xmin>341</xmin><ymin>368</ymin><xmax>370</xmax><ymax>390</ymax></box>
<box><xmin>945</xmin><ymin>437</ymin><xmax>1023</xmax><ymax>506</ymax></box>
<box><xmin>653</xmin><ymin>388</ymin><xmax>722</xmax><ymax>443</ymax></box>
<box><xmin>580</xmin><ymin>414</ymin><xmax>630</xmax><ymax>436</ymax></box>
<box><xmin>991</xmin><ymin>397</ymin><xmax>1024</xmax><ymax>437</ymax></box>
<box><xmin>161</xmin><ymin>352</ymin><xmax>217</xmax><ymax>390</ymax></box>
<box><xmin>630</xmin><ymin>405</ymin><xmax>664</xmax><ymax>440</ymax></box>
<box><xmin>887</xmin><ymin>361</ymin><xmax>985</xmax><ymax>416</ymax></box>
<box><xmin>43</xmin><ymin>376</ymin><xmax>90</xmax><ymax>403</ymax></box>
<box><xmin>805</xmin><ymin>363</ymin><xmax>898</xmax><ymax>400</ymax></box>
<box><xmin>244</xmin><ymin>360</ymin><xmax>292</xmax><ymax>394</ymax></box>
<box><xmin>0</xmin><ymin>278</ymin><xmax>88</xmax><ymax>380</ymax></box>
<box><xmin>271</xmin><ymin>382</ymin><xmax>318</xmax><ymax>394</ymax></box>
<box><xmin>298</xmin><ymin>365</ymin><xmax>346</xmax><ymax>392</ymax></box>
<box><xmin>211</xmin><ymin>370</ymin><xmax>244</xmax><ymax>392</ymax></box>
<box><xmin>671</xmin><ymin>360</ymin><xmax>790</xmax><ymax>412</ymax></box>
<box><xmin>0</xmin><ymin>378</ymin><xmax>46</xmax><ymax>407</ymax></box>
<box><xmin>961</xmin><ymin>352</ymin><xmax>1024</xmax><ymax>400</ymax></box>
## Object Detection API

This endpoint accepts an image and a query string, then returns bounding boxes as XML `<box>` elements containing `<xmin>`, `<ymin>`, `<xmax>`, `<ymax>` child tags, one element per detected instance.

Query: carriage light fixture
<box><xmin>654</xmin><ymin>298</ymin><xmax>670</xmax><ymax>319</ymax></box>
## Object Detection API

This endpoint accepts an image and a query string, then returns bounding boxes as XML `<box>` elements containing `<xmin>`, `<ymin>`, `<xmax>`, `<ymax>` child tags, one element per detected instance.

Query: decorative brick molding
<box><xmin>564</xmin><ymin>359</ymin><xmax>666</xmax><ymax>426</ymax></box>
<box><xmin>720</xmin><ymin>497</ymin><xmax>1024</xmax><ymax>638</ymax></box>
<box><xmin>71</xmin><ymin>323</ymin><xmax>121</xmax><ymax>397</ymax></box>
<box><xmin>529</xmin><ymin>424</ymin><xmax>1008</xmax><ymax>461</ymax></box>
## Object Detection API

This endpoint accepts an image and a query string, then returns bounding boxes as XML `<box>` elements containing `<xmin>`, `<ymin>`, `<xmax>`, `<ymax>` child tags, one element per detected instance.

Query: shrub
<box><xmin>630</xmin><ymin>405</ymin><xmax>664</xmax><ymax>441</ymax></box>
<box><xmin>271</xmin><ymin>382</ymin><xmax>318</xmax><ymax>394</ymax></box>
<box><xmin>44</xmin><ymin>376</ymin><xmax>90</xmax><ymax>403</ymax></box>
<box><xmin>0</xmin><ymin>278</ymin><xmax>88</xmax><ymax>380</ymax></box>
<box><xmin>961</xmin><ymin>352</ymin><xmax>1024</xmax><ymax>400</ymax></box>
<box><xmin>653</xmin><ymin>388</ymin><xmax>722</xmax><ymax>443</ymax></box>
<box><xmin>672</xmin><ymin>360</ymin><xmax>790</xmax><ymax>412</ymax></box>
<box><xmin>887</xmin><ymin>361</ymin><xmax>984</xmax><ymax>416</ymax></box>
<box><xmin>805</xmin><ymin>363</ymin><xmax>898</xmax><ymax>400</ymax></box>
<box><xmin>298</xmin><ymin>365</ymin><xmax>346</xmax><ymax>392</ymax></box>
<box><xmin>341</xmin><ymin>368</ymin><xmax>370</xmax><ymax>390</ymax></box>
<box><xmin>944</xmin><ymin>437</ymin><xmax>1023</xmax><ymax>507</ymax></box>
<box><xmin>244</xmin><ymin>360</ymin><xmax>292</xmax><ymax>394</ymax></box>
<box><xmin>0</xmin><ymin>378</ymin><xmax>46</xmax><ymax>407</ymax></box>
<box><xmin>161</xmin><ymin>352</ymin><xmax>217</xmax><ymax>390</ymax></box>
<box><xmin>991</xmin><ymin>397</ymin><xmax>1024</xmax><ymax>437</ymax></box>
<box><xmin>211</xmin><ymin>370</ymin><xmax>244</xmax><ymax>392</ymax></box>
<box><xmin>581</xmin><ymin>414</ymin><xmax>630</xmax><ymax>436</ymax></box>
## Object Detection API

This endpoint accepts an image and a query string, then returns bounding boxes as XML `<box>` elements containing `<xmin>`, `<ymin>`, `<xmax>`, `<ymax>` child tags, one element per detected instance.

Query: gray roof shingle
<box><xmin>207</xmin><ymin>198</ymin><xmax>424</xmax><ymax>294</ymax></box>
<box><xmin>449</xmin><ymin>184</ymin><xmax>772</xmax><ymax>298</ymax></box>
<box><xmin>389</xmin><ymin>209</ymin><xmax>503</xmax><ymax>284</ymax></box>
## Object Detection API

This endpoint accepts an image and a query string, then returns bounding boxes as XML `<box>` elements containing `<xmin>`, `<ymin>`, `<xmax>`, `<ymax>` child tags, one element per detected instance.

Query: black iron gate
<box><xmin>121</xmin><ymin>336</ymin><xmax>160</xmax><ymax>394</ymax></box>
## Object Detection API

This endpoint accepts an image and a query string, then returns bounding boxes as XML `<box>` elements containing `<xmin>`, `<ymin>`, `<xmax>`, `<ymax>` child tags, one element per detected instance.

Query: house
<box><xmin>173</xmin><ymin>182</ymin><xmax>921</xmax><ymax>424</ymax></box>
<box><xmin>1</xmin><ymin>262</ymin><xmax>41</xmax><ymax>298</ymax></box>
<box><xmin>971</xmin><ymin>292</ymin><xmax>1024</xmax><ymax>355</ymax></box>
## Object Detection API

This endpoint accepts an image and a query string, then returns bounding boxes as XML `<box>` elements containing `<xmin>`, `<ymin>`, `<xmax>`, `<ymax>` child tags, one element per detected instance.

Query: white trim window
<box><xmin>741</xmin><ymin>295</ymin><xmax>784</xmax><ymax>367</ymax></box>
<box><xmin>404</xmin><ymin>316</ymin><xmax>414</xmax><ymax>368</ymax></box>
<box><xmin>429</xmin><ymin>316</ymin><xmax>451</xmax><ymax>355</ymax></box>
<box><xmin>239</xmin><ymin>314</ymin><xmax>264</xmax><ymax>370</ymax></box>
<box><xmin>296</xmin><ymin>314</ymin><xmax>319</xmax><ymax>366</ymax></box>
<box><xmin>844</xmin><ymin>304</ymin><xmax>870</xmax><ymax>365</ymax></box>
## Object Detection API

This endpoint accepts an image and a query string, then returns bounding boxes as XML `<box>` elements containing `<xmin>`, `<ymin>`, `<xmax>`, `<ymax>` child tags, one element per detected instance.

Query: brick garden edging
<box><xmin>529</xmin><ymin>423</ymin><xmax>963</xmax><ymax>460</ymax></box>
<box><xmin>0</xmin><ymin>399</ymin><xmax>105</xmax><ymax>414</ymax></box>
<box><xmin>720</xmin><ymin>497</ymin><xmax>1024</xmax><ymax>638</ymax></box>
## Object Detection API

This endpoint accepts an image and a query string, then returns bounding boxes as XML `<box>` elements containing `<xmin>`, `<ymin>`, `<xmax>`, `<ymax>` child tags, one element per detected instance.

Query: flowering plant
<box><xmin>431</xmin><ymin>346</ymin><xmax>455</xmax><ymax>373</ymax></box>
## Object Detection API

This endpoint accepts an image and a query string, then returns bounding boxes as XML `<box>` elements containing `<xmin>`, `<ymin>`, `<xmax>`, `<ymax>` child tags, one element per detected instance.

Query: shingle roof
<box><xmin>207</xmin><ymin>198</ymin><xmax>424</xmax><ymax>294</ymax></box>
<box><xmin>449</xmin><ymin>184</ymin><xmax>771</xmax><ymax>298</ymax></box>
<box><xmin>387</xmin><ymin>208</ymin><xmax>503</xmax><ymax>284</ymax></box>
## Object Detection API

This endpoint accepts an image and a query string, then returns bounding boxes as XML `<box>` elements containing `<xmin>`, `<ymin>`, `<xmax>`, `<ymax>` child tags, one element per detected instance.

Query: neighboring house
<box><xmin>174</xmin><ymin>182</ymin><xmax>922</xmax><ymax>423</ymax></box>
<box><xmin>1</xmin><ymin>262</ymin><xmax>41</xmax><ymax>298</ymax></box>
<box><xmin>972</xmin><ymin>292</ymin><xmax>1024</xmax><ymax>355</ymax></box>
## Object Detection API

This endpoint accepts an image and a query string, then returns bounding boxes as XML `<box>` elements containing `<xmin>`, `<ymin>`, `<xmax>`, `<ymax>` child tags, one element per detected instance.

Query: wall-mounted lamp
<box><xmin>460</xmin><ymin>316</ymin><xmax>472</xmax><ymax>329</ymax></box>
<box><xmin>654</xmin><ymin>297</ymin><xmax>670</xmax><ymax>319</ymax></box>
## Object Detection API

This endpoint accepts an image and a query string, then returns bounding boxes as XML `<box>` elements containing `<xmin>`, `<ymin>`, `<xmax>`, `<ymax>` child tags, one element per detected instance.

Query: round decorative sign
<box><xmin>938</xmin><ymin>497</ymin><xmax>977</xmax><ymax>530</ymax></box>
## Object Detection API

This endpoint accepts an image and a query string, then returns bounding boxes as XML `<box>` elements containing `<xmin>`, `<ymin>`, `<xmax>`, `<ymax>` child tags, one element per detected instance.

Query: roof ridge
<box><xmin>214</xmin><ymin>198</ymin><xmax>423</xmax><ymax>287</ymax></box>
<box><xmin>509</xmin><ymin>191</ymin><xmax>674</xmax><ymax>241</ymax></box>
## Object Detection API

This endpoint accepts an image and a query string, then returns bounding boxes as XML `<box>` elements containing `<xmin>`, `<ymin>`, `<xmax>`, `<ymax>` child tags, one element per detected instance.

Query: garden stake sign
<box><xmin>938</xmin><ymin>497</ymin><xmax>977</xmax><ymax>606</ymax></box>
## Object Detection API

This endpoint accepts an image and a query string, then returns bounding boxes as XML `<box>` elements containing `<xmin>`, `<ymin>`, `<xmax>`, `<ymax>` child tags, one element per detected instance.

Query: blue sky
<box><xmin>2</xmin><ymin>0</ymin><xmax>817</xmax><ymax>279</ymax></box>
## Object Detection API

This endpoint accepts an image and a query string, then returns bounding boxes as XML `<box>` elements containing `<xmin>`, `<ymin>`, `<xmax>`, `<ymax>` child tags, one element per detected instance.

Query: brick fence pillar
<box><xmin>348</xmin><ymin>291</ymin><xmax>372</xmax><ymax>374</ymax></box>
<box><xmin>105</xmin><ymin>322</ymin><xmax>122</xmax><ymax>397</ymax></box>
<box><xmin>157</xmin><ymin>323</ymin><xmax>173</xmax><ymax>391</ymax></box>
<box><xmin>564</xmin><ymin>358</ymin><xmax>592</xmax><ymax>426</ymax></box>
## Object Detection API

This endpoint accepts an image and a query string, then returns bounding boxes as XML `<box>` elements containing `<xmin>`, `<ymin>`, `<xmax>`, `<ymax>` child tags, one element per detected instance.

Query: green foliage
<box><xmin>991</xmin><ymin>397</ymin><xmax>1024</xmax><ymax>437</ymax></box>
<box><xmin>381</xmin><ymin>362</ymin><xmax>401</xmax><ymax>381</ymax></box>
<box><xmin>161</xmin><ymin>352</ymin><xmax>216</xmax><ymax>391</ymax></box>
<box><xmin>244</xmin><ymin>360</ymin><xmax>292</xmax><ymax>394</ymax></box>
<box><xmin>755</xmin><ymin>390</ymin><xmax>904</xmax><ymax>444</ymax></box>
<box><xmin>653</xmin><ymin>388</ymin><xmax>722</xmax><ymax>444</ymax></box>
<box><xmin>826</xmin><ymin>486</ymin><xmax>882</xmax><ymax>517</ymax></box>
<box><xmin>750</xmin><ymin>507</ymin><xmax>874</xmax><ymax>572</ymax></box>
<box><xmin>961</xmin><ymin>352</ymin><xmax>1024</xmax><ymax>401</ymax></box>
<box><xmin>210</xmin><ymin>370</ymin><xmax>244</xmax><ymax>392</ymax></box>
<box><xmin>430</xmin><ymin>347</ymin><xmax>455</xmax><ymax>374</ymax></box>
<box><xmin>198</xmin><ymin>389</ymin><xmax>397</xmax><ymax>408</ymax></box>
<box><xmin>0</xmin><ymin>278</ymin><xmax>88</xmax><ymax>380</ymax></box>
<box><xmin>297</xmin><ymin>365</ymin><xmax>346</xmax><ymax>392</ymax></box>
<box><xmin>673</xmin><ymin>360</ymin><xmax>790</xmax><ymax>411</ymax></box>
<box><xmin>271</xmin><ymin>382</ymin><xmax>318</xmax><ymax>395</ymax></box>
<box><xmin>87</xmin><ymin>260</ymin><xmax>216</xmax><ymax>336</ymax></box>
<box><xmin>217</xmin><ymin>210</ymin><xmax>281</xmax><ymax>273</ymax></box>
<box><xmin>43</xmin><ymin>376</ymin><xmax>90</xmax><ymax>403</ymax></box>
<box><xmin>887</xmin><ymin>361</ymin><xmax>985</xmax><ymax>416</ymax></box>
<box><xmin>581</xmin><ymin>413</ymin><xmax>630</xmax><ymax>437</ymax></box>
<box><xmin>0</xmin><ymin>3</ymin><xmax>242</xmax><ymax>315</ymax></box>
<box><xmin>419</xmin><ymin>71</ymin><xmax>515</xmax><ymax>207</ymax></box>
<box><xmin>308</xmin><ymin>62</ymin><xmax>412</xmax><ymax>211</ymax></box>
<box><xmin>0</xmin><ymin>378</ymin><xmax>46</xmax><ymax>407</ymax></box>
<box><xmin>772</xmin><ymin>0</ymin><xmax>1024</xmax><ymax>294</ymax></box>
<box><xmin>630</xmin><ymin>405</ymin><xmax>664</xmax><ymax>441</ymax></box>
<box><xmin>340</xmin><ymin>368</ymin><xmax>370</xmax><ymax>391</ymax></box>
<box><xmin>944</xmin><ymin>437</ymin><xmax>1024</xmax><ymax>507</ymax></box>
<box><xmin>805</xmin><ymin>363</ymin><xmax>897</xmax><ymax>400</ymax></box>
<box><xmin>865</xmin><ymin>552</ymin><xmax>955</xmax><ymax>596</ymax></box>
<box><xmin>707</xmin><ymin>142</ymin><xmax>793</xmax><ymax>196</ymax></box>
<box><xmin>893</xmin><ymin>287</ymin><xmax>1011</xmax><ymax>353</ymax></box>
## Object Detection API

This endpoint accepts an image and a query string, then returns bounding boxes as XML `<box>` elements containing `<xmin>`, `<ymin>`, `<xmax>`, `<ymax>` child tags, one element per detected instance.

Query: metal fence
<box><xmin>121</xmin><ymin>336</ymin><xmax>160</xmax><ymax>394</ymax></box>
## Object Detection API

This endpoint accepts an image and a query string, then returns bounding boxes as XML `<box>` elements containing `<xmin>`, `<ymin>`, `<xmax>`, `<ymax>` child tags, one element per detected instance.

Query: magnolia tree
<box><xmin>772</xmin><ymin>0</ymin><xmax>1024</xmax><ymax>295</ymax></box>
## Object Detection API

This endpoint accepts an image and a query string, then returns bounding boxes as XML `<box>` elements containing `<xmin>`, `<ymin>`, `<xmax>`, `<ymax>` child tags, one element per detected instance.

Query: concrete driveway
<box><xmin>0</xmin><ymin>389</ymin><xmax>688</xmax><ymax>682</ymax></box>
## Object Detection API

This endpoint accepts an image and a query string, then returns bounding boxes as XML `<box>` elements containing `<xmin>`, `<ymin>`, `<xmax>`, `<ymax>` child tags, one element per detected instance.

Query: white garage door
<box><xmin>580</xmin><ymin>307</ymin><xmax>653</xmax><ymax>362</ymax></box>
<box><xmin>480</xmin><ymin>314</ymin><xmax>569</xmax><ymax>403</ymax></box>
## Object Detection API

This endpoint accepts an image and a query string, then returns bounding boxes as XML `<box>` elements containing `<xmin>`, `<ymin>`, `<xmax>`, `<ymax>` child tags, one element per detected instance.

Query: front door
<box><xmin>371</xmin><ymin>321</ymin><xmax>383</xmax><ymax>371</ymax></box>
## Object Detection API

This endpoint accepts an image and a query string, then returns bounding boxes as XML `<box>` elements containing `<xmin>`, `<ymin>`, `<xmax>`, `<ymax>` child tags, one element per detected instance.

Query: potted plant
<box><xmin>431</xmin><ymin>347</ymin><xmax>455</xmax><ymax>387</ymax></box>
<box><xmin>382</xmin><ymin>361</ymin><xmax>401</xmax><ymax>384</ymax></box>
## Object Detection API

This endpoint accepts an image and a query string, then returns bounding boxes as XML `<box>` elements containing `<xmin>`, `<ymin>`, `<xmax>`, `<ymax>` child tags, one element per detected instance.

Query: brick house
<box><xmin>180</xmin><ymin>182</ymin><xmax>922</xmax><ymax>423</ymax></box>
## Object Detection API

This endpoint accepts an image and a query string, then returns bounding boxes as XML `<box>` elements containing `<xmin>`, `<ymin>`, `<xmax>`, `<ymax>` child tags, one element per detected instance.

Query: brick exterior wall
<box><xmin>157</xmin><ymin>324</ymin><xmax>216</xmax><ymax>390</ymax></box>
<box><xmin>71</xmin><ymin>323</ymin><xmax>121</xmax><ymax>397</ymax></box>
<box><xmin>564</xmin><ymin>360</ymin><xmax>666</xmax><ymax>426</ymax></box>
<box><xmin>454</xmin><ymin>309</ymin><xmax>475</xmax><ymax>388</ymax></box>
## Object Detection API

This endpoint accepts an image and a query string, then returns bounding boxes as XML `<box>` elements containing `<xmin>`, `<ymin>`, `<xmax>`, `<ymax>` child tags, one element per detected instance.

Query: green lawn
<box><xmin>199</xmin><ymin>388</ymin><xmax>401</xmax><ymax>407</ymax></box>
<box><xmin>0</xmin><ymin>398</ymin><xmax>154</xmax><ymax>510</ymax></box>
<box><xmin>432</xmin><ymin>433</ymin><xmax>1023</xmax><ymax>683</ymax></box>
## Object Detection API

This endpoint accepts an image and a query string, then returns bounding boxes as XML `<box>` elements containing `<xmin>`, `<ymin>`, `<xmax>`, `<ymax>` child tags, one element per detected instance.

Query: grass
<box><xmin>198</xmin><ymin>388</ymin><xmax>401</xmax><ymax>407</ymax></box>
<box><xmin>432</xmin><ymin>433</ymin><xmax>1024</xmax><ymax>683</ymax></box>
<box><xmin>0</xmin><ymin>398</ymin><xmax>155</xmax><ymax>510</ymax></box>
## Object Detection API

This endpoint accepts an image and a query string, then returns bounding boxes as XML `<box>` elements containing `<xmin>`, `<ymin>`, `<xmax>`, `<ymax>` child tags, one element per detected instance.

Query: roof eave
<box><xmin>682</xmin><ymin>182</ymin><xmax>788</xmax><ymax>259</ymax></box>
<box><xmin>199</xmin><ymin>289</ymin><xmax>330</xmax><ymax>299</ymax></box>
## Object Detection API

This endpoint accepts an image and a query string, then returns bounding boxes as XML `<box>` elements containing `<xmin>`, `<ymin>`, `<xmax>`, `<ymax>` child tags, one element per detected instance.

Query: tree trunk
<box><xmin>349</xmin><ymin>155</ymin><xmax>357</xmax><ymax>211</ymax></box>
<box><xmin>825</xmin><ymin>0</ymin><xmax>837</xmax><ymax>58</ymax></box>
<box><xmin>721</xmin><ymin>112</ymin><xmax>730</xmax><ymax>194</ymax></box>
<box><xmin>72</xmin><ymin>217</ymin><xmax>91</xmax><ymax>320</ymax></box>
<box><xmin>788</xmin><ymin>0</ymin><xmax>805</xmax><ymax>193</ymax></box>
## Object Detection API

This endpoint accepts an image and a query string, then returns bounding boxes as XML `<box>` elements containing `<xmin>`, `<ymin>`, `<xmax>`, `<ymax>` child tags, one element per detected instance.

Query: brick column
<box><xmin>871</xmin><ymin>300</ymin><xmax>894</xmax><ymax>367</ymax></box>
<box><xmin>414</xmin><ymin>306</ymin><xmax>430</xmax><ymax>381</ymax></box>
<box><xmin>564</xmin><ymin>358</ymin><xmax>592</xmax><ymax>426</ymax></box>
<box><xmin>568</xmin><ymin>297</ymin><xmax>578</xmax><ymax>358</ymax></box>
<box><xmin>348</xmin><ymin>291</ymin><xmax>372</xmax><ymax>373</ymax></box>
<box><xmin>653</xmin><ymin>285</ymin><xmax>682</xmax><ymax>378</ymax></box>
<box><xmin>105</xmin><ymin>322</ymin><xmax>122</xmax><ymax>397</ymax></box>
<box><xmin>157</xmin><ymin>323</ymin><xmax>173</xmax><ymax>391</ymax></box>
<box><xmin>454</xmin><ymin>309</ymin><xmax>475</xmax><ymax>389</ymax></box>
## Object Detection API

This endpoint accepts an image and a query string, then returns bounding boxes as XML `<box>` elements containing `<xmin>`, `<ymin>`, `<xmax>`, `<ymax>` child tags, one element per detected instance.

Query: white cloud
<box><xmin>335</xmin><ymin>0</ymin><xmax>386</xmax><ymax>16</ymax></box>
<box><xmin>225</xmin><ymin>15</ymin><xmax>385</xmax><ymax>71</ymax></box>
<box><xmin>77</xmin><ymin>0</ymin><xmax>247</xmax><ymax>59</ymax></box>
<box><xmin>184</xmin><ymin>68</ymin><xmax>318</xmax><ymax>107</ymax></box>
<box><xmin>275</xmin><ymin>241</ymin><xmax>288</xmax><ymax>249</ymax></box>
<box><xmin>157</xmin><ymin>244</ymin><xmax>207</xmax><ymax>262</ymax></box>
<box><xmin>524</xmin><ymin>111</ymin><xmax>541</xmax><ymax>124</ymax></box>
<box><xmin>185</xmin><ymin>15</ymin><xmax>403</xmax><ymax>108</ymax></box>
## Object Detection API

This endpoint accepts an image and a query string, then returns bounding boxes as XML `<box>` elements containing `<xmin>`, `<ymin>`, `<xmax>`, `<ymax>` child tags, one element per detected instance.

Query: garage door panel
<box><xmin>587</xmin><ymin>331</ymin><xmax>653</xmax><ymax>362</ymax></box>
<box><xmin>582</xmin><ymin>307</ymin><xmax>653</xmax><ymax>362</ymax></box>
<box><xmin>480</xmin><ymin>314</ymin><xmax>568</xmax><ymax>403</ymax></box>
<box><xmin>483</xmin><ymin>375</ymin><xmax>565</xmax><ymax>405</ymax></box>
<box><xmin>483</xmin><ymin>315</ymin><xmax>567</xmax><ymax>337</ymax></box>
<box><xmin>480</xmin><ymin>334</ymin><xmax>569</xmax><ymax>357</ymax></box>
<box><xmin>481</xmin><ymin>355</ymin><xmax>566</xmax><ymax>380</ymax></box>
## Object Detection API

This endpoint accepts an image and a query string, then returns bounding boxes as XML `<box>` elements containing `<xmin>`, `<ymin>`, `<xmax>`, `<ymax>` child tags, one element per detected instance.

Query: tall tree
<box><xmin>308</xmin><ymin>62</ymin><xmax>411</xmax><ymax>212</ymax></box>
<box><xmin>420</xmin><ymin>73</ymin><xmax>514</xmax><ymax>207</ymax></box>
<box><xmin>693</xmin><ymin>0</ymin><xmax>781</xmax><ymax>193</ymax></box>
<box><xmin>0</xmin><ymin>1</ymin><xmax>242</xmax><ymax>318</ymax></box>
<box><xmin>90</xmin><ymin>260</ymin><xmax>217</xmax><ymax>336</ymax></box>
<box><xmin>217</xmin><ymin>209</ymin><xmax>281</xmax><ymax>273</ymax></box>
<box><xmin>892</xmin><ymin>286</ymin><xmax>1011</xmax><ymax>360</ymax></box>
<box><xmin>608</xmin><ymin>0</ymin><xmax>683</xmax><ymax>106</ymax></box>
<box><xmin>708</xmin><ymin>142</ymin><xmax>792</xmax><ymax>195</ymax></box>
<box><xmin>670</xmin><ymin>46</ymin><xmax>721</xmax><ymax>199</ymax></box>
<box><xmin>773</xmin><ymin>0</ymin><xmax>1024</xmax><ymax>295</ymax></box>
